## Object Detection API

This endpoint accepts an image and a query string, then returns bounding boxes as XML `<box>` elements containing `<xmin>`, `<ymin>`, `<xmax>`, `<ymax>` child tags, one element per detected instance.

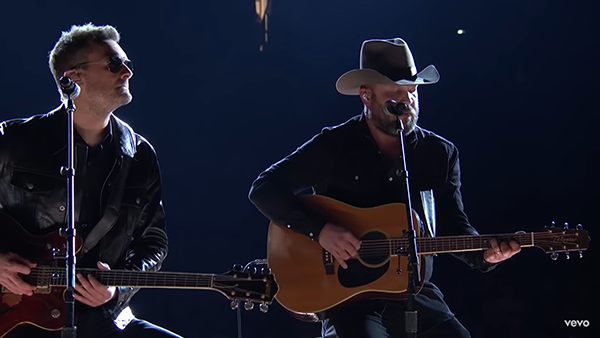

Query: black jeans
<box><xmin>6</xmin><ymin>312</ymin><xmax>181</xmax><ymax>338</ymax></box>
<box><xmin>322</xmin><ymin>301</ymin><xmax>470</xmax><ymax>338</ymax></box>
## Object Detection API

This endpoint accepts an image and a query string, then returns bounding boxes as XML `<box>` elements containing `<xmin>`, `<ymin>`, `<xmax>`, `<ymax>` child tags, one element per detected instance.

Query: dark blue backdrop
<box><xmin>0</xmin><ymin>1</ymin><xmax>595</xmax><ymax>337</ymax></box>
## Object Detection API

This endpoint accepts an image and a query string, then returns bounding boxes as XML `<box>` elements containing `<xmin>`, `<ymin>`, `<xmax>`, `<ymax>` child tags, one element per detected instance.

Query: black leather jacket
<box><xmin>0</xmin><ymin>106</ymin><xmax>168</xmax><ymax>319</ymax></box>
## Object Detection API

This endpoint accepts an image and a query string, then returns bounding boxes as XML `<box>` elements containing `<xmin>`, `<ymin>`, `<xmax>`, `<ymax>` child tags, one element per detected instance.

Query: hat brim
<box><xmin>335</xmin><ymin>65</ymin><xmax>440</xmax><ymax>95</ymax></box>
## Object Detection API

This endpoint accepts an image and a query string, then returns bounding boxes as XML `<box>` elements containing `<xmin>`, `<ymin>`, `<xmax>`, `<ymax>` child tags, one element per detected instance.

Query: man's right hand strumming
<box><xmin>318</xmin><ymin>223</ymin><xmax>361</xmax><ymax>269</ymax></box>
<box><xmin>0</xmin><ymin>252</ymin><xmax>37</xmax><ymax>295</ymax></box>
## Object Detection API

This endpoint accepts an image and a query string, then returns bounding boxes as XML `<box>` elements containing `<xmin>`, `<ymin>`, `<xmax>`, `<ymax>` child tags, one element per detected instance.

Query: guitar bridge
<box><xmin>322</xmin><ymin>250</ymin><xmax>335</xmax><ymax>275</ymax></box>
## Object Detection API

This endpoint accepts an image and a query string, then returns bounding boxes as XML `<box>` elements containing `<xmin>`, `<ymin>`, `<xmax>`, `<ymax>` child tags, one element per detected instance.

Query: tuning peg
<box><xmin>550</xmin><ymin>252</ymin><xmax>559</xmax><ymax>261</ymax></box>
<box><xmin>230</xmin><ymin>300</ymin><xmax>239</xmax><ymax>310</ymax></box>
<box><xmin>244</xmin><ymin>301</ymin><xmax>255</xmax><ymax>311</ymax></box>
<box><xmin>261</xmin><ymin>267</ymin><xmax>271</xmax><ymax>275</ymax></box>
<box><xmin>249</xmin><ymin>267</ymin><xmax>258</xmax><ymax>274</ymax></box>
<box><xmin>565</xmin><ymin>251</ymin><xmax>570</xmax><ymax>260</ymax></box>
<box><xmin>259</xmin><ymin>302</ymin><xmax>269</xmax><ymax>313</ymax></box>
<box><xmin>579</xmin><ymin>250</ymin><xmax>584</xmax><ymax>258</ymax></box>
<box><xmin>563</xmin><ymin>222</ymin><xmax>569</xmax><ymax>229</ymax></box>
<box><xmin>576</xmin><ymin>224</ymin><xmax>584</xmax><ymax>230</ymax></box>
<box><xmin>232</xmin><ymin>264</ymin><xmax>243</xmax><ymax>272</ymax></box>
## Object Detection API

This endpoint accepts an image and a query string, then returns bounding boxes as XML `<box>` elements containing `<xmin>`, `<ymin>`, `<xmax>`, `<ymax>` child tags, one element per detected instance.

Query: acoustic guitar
<box><xmin>0</xmin><ymin>212</ymin><xmax>277</xmax><ymax>337</ymax></box>
<box><xmin>267</xmin><ymin>195</ymin><xmax>590</xmax><ymax>314</ymax></box>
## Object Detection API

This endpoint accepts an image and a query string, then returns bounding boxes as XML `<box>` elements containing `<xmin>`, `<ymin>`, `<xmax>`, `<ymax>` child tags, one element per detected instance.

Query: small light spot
<box><xmin>457</xmin><ymin>29</ymin><xmax>465</xmax><ymax>35</ymax></box>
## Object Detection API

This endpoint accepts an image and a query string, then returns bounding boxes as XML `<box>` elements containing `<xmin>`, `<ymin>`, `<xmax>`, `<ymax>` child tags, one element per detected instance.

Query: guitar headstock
<box><xmin>213</xmin><ymin>259</ymin><xmax>278</xmax><ymax>313</ymax></box>
<box><xmin>534</xmin><ymin>223</ymin><xmax>590</xmax><ymax>260</ymax></box>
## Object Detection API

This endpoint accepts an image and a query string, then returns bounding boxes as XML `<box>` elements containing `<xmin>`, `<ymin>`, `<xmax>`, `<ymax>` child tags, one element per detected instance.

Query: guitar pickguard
<box><xmin>338</xmin><ymin>260</ymin><xmax>390</xmax><ymax>288</ymax></box>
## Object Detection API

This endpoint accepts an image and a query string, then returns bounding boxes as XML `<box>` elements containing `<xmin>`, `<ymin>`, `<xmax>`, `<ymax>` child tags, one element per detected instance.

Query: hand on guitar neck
<box><xmin>483</xmin><ymin>238</ymin><xmax>521</xmax><ymax>264</ymax></box>
<box><xmin>75</xmin><ymin>261</ymin><xmax>117</xmax><ymax>307</ymax></box>
<box><xmin>318</xmin><ymin>222</ymin><xmax>362</xmax><ymax>269</ymax></box>
<box><xmin>0</xmin><ymin>252</ymin><xmax>37</xmax><ymax>296</ymax></box>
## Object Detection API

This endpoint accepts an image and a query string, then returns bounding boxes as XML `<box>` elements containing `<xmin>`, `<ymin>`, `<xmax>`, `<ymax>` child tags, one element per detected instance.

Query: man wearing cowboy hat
<box><xmin>249</xmin><ymin>37</ymin><xmax>520</xmax><ymax>337</ymax></box>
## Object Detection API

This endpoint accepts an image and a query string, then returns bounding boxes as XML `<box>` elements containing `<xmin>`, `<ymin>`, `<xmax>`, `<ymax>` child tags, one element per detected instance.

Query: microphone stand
<box><xmin>395</xmin><ymin>117</ymin><xmax>420</xmax><ymax>338</ymax></box>
<box><xmin>60</xmin><ymin>93</ymin><xmax>78</xmax><ymax>338</ymax></box>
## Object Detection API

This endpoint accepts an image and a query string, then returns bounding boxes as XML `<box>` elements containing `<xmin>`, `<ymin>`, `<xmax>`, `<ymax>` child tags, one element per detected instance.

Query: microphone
<box><xmin>59</xmin><ymin>76</ymin><xmax>80</xmax><ymax>99</ymax></box>
<box><xmin>385</xmin><ymin>100</ymin><xmax>409</xmax><ymax>116</ymax></box>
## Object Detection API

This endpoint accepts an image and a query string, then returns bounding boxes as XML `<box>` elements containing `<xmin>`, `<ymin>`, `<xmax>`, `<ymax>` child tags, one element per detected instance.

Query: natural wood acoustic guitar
<box><xmin>267</xmin><ymin>195</ymin><xmax>590</xmax><ymax>315</ymax></box>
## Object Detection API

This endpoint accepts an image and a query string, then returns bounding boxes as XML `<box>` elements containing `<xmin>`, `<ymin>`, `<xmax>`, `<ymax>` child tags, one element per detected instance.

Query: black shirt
<box><xmin>249</xmin><ymin>114</ymin><xmax>492</xmax><ymax>328</ymax></box>
<box><xmin>74</xmin><ymin>124</ymin><xmax>116</xmax><ymax>267</ymax></box>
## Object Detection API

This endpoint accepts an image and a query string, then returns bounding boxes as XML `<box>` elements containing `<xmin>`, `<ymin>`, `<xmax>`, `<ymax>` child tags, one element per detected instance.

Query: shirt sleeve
<box><xmin>248</xmin><ymin>128</ymin><xmax>338</xmax><ymax>240</ymax></box>
<box><xmin>434</xmin><ymin>142</ymin><xmax>495</xmax><ymax>272</ymax></box>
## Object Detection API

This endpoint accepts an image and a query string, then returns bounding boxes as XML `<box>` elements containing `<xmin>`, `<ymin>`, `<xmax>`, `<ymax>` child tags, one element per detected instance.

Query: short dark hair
<box><xmin>48</xmin><ymin>23</ymin><xmax>120</xmax><ymax>96</ymax></box>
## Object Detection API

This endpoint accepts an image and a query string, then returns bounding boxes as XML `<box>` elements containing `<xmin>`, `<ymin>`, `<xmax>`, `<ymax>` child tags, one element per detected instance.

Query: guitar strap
<box><xmin>82</xmin><ymin>157</ymin><xmax>131</xmax><ymax>254</ymax></box>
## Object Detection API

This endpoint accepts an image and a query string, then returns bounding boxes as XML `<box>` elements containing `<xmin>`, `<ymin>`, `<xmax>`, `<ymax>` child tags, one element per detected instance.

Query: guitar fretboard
<box><xmin>405</xmin><ymin>233</ymin><xmax>535</xmax><ymax>255</ymax></box>
<box><xmin>25</xmin><ymin>268</ymin><xmax>215</xmax><ymax>289</ymax></box>
<box><xmin>359</xmin><ymin>232</ymin><xmax>577</xmax><ymax>256</ymax></box>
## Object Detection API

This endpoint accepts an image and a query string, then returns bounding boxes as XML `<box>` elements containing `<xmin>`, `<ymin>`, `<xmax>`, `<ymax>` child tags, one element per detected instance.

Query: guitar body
<box><xmin>0</xmin><ymin>212</ymin><xmax>278</xmax><ymax>337</ymax></box>
<box><xmin>0</xmin><ymin>289</ymin><xmax>65</xmax><ymax>336</ymax></box>
<box><xmin>267</xmin><ymin>195</ymin><xmax>422</xmax><ymax>314</ymax></box>
<box><xmin>0</xmin><ymin>212</ymin><xmax>79</xmax><ymax>337</ymax></box>
<box><xmin>267</xmin><ymin>195</ymin><xmax>591</xmax><ymax>315</ymax></box>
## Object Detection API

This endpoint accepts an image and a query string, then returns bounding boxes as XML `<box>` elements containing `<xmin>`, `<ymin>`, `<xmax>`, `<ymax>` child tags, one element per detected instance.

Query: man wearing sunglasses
<box><xmin>0</xmin><ymin>24</ymin><xmax>181</xmax><ymax>337</ymax></box>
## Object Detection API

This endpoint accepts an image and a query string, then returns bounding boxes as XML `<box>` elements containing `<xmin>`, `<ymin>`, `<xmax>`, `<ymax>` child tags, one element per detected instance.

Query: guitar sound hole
<box><xmin>360</xmin><ymin>231</ymin><xmax>389</xmax><ymax>266</ymax></box>
<box><xmin>337</xmin><ymin>231</ymin><xmax>389</xmax><ymax>288</ymax></box>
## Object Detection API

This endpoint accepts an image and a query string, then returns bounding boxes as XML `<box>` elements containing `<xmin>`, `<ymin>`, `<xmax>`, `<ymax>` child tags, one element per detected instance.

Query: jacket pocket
<box><xmin>121</xmin><ymin>186</ymin><xmax>149</xmax><ymax>235</ymax></box>
<box><xmin>7</xmin><ymin>166</ymin><xmax>66</xmax><ymax>230</ymax></box>
<box><xmin>10</xmin><ymin>167</ymin><xmax>63</xmax><ymax>193</ymax></box>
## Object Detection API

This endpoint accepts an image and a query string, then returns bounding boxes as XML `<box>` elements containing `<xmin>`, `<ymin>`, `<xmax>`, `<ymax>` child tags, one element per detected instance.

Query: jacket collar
<box><xmin>46</xmin><ymin>105</ymin><xmax>137</xmax><ymax>158</ymax></box>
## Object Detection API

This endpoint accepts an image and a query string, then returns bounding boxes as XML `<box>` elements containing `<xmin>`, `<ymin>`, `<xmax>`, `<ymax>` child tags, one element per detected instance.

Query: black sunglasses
<box><xmin>72</xmin><ymin>55</ymin><xmax>133</xmax><ymax>73</ymax></box>
<box><xmin>107</xmin><ymin>55</ymin><xmax>133</xmax><ymax>73</ymax></box>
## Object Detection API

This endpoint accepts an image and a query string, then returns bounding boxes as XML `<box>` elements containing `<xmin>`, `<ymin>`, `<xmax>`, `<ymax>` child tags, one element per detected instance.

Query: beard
<box><xmin>369</xmin><ymin>103</ymin><xmax>419</xmax><ymax>136</ymax></box>
<box><xmin>400</xmin><ymin>108</ymin><xmax>418</xmax><ymax>134</ymax></box>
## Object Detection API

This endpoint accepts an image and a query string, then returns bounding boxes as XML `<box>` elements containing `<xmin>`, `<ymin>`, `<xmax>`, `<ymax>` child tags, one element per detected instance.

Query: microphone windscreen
<box><xmin>59</xmin><ymin>76</ymin><xmax>80</xmax><ymax>99</ymax></box>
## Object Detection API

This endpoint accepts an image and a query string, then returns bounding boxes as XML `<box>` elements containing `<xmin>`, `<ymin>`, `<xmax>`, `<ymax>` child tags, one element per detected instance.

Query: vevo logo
<box><xmin>564</xmin><ymin>320</ymin><xmax>590</xmax><ymax>327</ymax></box>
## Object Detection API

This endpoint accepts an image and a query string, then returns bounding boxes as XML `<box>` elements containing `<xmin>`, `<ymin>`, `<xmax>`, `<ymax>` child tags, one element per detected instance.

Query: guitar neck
<box><xmin>26</xmin><ymin>268</ymin><xmax>216</xmax><ymax>289</ymax></box>
<box><xmin>420</xmin><ymin>233</ymin><xmax>534</xmax><ymax>254</ymax></box>
<box><xmin>388</xmin><ymin>232</ymin><xmax>538</xmax><ymax>255</ymax></box>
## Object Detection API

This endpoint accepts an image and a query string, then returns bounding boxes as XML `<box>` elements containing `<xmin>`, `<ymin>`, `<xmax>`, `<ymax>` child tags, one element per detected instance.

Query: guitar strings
<box><xmin>25</xmin><ymin>268</ymin><xmax>266</xmax><ymax>287</ymax></box>
<box><xmin>350</xmin><ymin>233</ymin><xmax>584</xmax><ymax>257</ymax></box>
<box><xmin>23</xmin><ymin>232</ymin><xmax>583</xmax><ymax>283</ymax></box>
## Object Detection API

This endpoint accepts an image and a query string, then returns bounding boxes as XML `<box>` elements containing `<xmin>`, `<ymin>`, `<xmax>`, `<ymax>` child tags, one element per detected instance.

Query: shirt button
<box><xmin>26</xmin><ymin>182</ymin><xmax>34</xmax><ymax>190</ymax></box>
<box><xmin>135</xmin><ymin>197</ymin><xmax>141</xmax><ymax>205</ymax></box>
<box><xmin>388</xmin><ymin>177</ymin><xmax>394</xmax><ymax>182</ymax></box>
<box><xmin>354</xmin><ymin>175</ymin><xmax>359</xmax><ymax>181</ymax></box>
